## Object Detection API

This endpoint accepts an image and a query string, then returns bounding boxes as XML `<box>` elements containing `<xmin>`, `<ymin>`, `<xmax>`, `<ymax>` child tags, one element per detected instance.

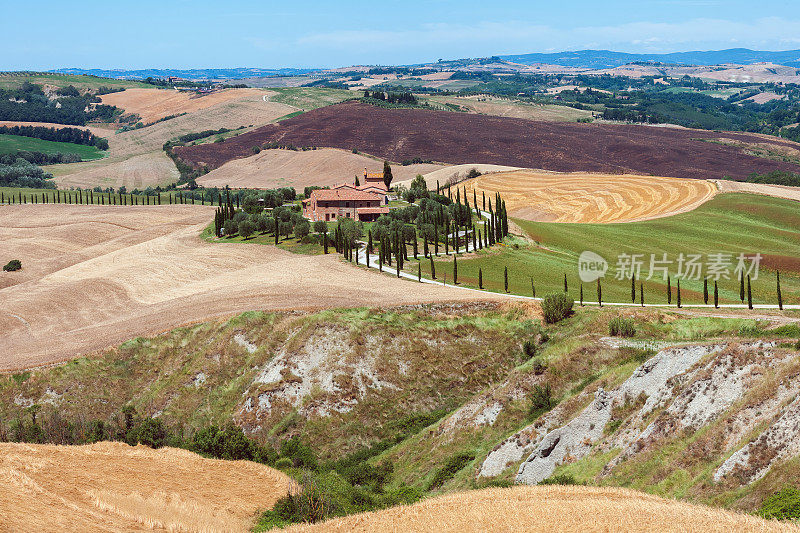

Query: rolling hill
<box><xmin>174</xmin><ymin>101</ymin><xmax>800</xmax><ymax>180</ymax></box>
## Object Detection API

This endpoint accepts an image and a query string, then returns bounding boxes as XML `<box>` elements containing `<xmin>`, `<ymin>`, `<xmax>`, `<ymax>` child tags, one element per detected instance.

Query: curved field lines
<box><xmin>461</xmin><ymin>170</ymin><xmax>718</xmax><ymax>223</ymax></box>
<box><xmin>0</xmin><ymin>441</ymin><xmax>291</xmax><ymax>532</ymax></box>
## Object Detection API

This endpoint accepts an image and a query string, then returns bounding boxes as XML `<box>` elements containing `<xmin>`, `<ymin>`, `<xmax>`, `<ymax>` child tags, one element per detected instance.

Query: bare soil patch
<box><xmin>197</xmin><ymin>147</ymin><xmax>443</xmax><ymax>190</ymax></box>
<box><xmin>461</xmin><ymin>170</ymin><xmax>718</xmax><ymax>223</ymax></box>
<box><xmin>174</xmin><ymin>101</ymin><xmax>800</xmax><ymax>180</ymax></box>
<box><xmin>0</xmin><ymin>441</ymin><xmax>291</xmax><ymax>532</ymax></box>
<box><xmin>0</xmin><ymin>205</ymin><xmax>501</xmax><ymax>370</ymax></box>
<box><xmin>285</xmin><ymin>485</ymin><xmax>797</xmax><ymax>533</ymax></box>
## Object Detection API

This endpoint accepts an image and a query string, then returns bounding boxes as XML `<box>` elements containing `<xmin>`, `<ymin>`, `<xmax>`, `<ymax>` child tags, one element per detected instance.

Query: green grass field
<box><xmin>0</xmin><ymin>72</ymin><xmax>150</xmax><ymax>90</ymax></box>
<box><xmin>414</xmin><ymin>194</ymin><xmax>800</xmax><ymax>306</ymax></box>
<box><xmin>0</xmin><ymin>134</ymin><xmax>106</xmax><ymax>160</ymax></box>
<box><xmin>266</xmin><ymin>87</ymin><xmax>355</xmax><ymax>111</ymax></box>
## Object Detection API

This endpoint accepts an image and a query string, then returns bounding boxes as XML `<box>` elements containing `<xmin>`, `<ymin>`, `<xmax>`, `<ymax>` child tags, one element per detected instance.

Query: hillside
<box><xmin>174</xmin><ymin>101</ymin><xmax>800</xmax><ymax>180</ymax></box>
<box><xmin>0</xmin><ymin>441</ymin><xmax>291</xmax><ymax>532</ymax></box>
<box><xmin>283</xmin><ymin>486</ymin><xmax>798</xmax><ymax>532</ymax></box>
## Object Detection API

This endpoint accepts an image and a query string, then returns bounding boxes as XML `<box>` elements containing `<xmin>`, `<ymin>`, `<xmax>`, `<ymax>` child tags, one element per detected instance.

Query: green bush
<box><xmin>280</xmin><ymin>436</ymin><xmax>318</xmax><ymax>469</ymax></box>
<box><xmin>223</xmin><ymin>218</ymin><xmax>238</xmax><ymax>236</ymax></box>
<box><xmin>427</xmin><ymin>452</ymin><xmax>475</xmax><ymax>490</ymax></box>
<box><xmin>541</xmin><ymin>293</ymin><xmax>573</xmax><ymax>324</ymax></box>
<box><xmin>609</xmin><ymin>317</ymin><xmax>636</xmax><ymax>337</ymax></box>
<box><xmin>3</xmin><ymin>259</ymin><xmax>21</xmax><ymax>272</ymax></box>
<box><xmin>294</xmin><ymin>219</ymin><xmax>311</xmax><ymax>239</ymax></box>
<box><xmin>275</xmin><ymin>457</ymin><xmax>293</xmax><ymax>470</ymax></box>
<box><xmin>522</xmin><ymin>339</ymin><xmax>537</xmax><ymax>359</ymax></box>
<box><xmin>528</xmin><ymin>383</ymin><xmax>555</xmax><ymax>420</ymax></box>
<box><xmin>759</xmin><ymin>487</ymin><xmax>800</xmax><ymax>520</ymax></box>
<box><xmin>539</xmin><ymin>473</ymin><xmax>583</xmax><ymax>486</ymax></box>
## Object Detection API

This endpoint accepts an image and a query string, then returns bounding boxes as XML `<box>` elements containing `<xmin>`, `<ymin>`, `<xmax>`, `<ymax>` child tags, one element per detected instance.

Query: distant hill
<box><xmin>499</xmin><ymin>48</ymin><xmax>800</xmax><ymax>68</ymax></box>
<box><xmin>52</xmin><ymin>67</ymin><xmax>316</xmax><ymax>81</ymax></box>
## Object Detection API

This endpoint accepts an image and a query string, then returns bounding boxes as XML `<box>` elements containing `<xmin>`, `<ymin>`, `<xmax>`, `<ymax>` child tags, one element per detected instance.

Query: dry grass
<box><xmin>285</xmin><ymin>485</ymin><xmax>800</xmax><ymax>533</ymax></box>
<box><xmin>460</xmin><ymin>170</ymin><xmax>718</xmax><ymax>223</ymax></box>
<box><xmin>50</xmin><ymin>89</ymin><xmax>295</xmax><ymax>189</ymax></box>
<box><xmin>0</xmin><ymin>204</ymin><xmax>502</xmax><ymax>370</ymax></box>
<box><xmin>197</xmin><ymin>147</ymin><xmax>443</xmax><ymax>189</ymax></box>
<box><xmin>429</xmin><ymin>94</ymin><xmax>596</xmax><ymax>122</ymax></box>
<box><xmin>0</xmin><ymin>441</ymin><xmax>291</xmax><ymax>533</ymax></box>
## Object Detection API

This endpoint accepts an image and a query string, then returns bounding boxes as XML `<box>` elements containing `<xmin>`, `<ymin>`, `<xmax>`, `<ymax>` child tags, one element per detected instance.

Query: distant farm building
<box><xmin>303</xmin><ymin>168</ymin><xmax>389</xmax><ymax>222</ymax></box>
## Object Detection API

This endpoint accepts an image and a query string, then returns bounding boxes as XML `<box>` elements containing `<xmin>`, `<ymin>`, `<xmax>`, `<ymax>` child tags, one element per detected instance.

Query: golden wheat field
<box><xmin>0</xmin><ymin>441</ymin><xmax>291</xmax><ymax>532</ymax></box>
<box><xmin>285</xmin><ymin>486</ymin><xmax>799</xmax><ymax>533</ymax></box>
<box><xmin>0</xmin><ymin>204</ymin><xmax>500</xmax><ymax>370</ymax></box>
<box><xmin>460</xmin><ymin>170</ymin><xmax>718</xmax><ymax>223</ymax></box>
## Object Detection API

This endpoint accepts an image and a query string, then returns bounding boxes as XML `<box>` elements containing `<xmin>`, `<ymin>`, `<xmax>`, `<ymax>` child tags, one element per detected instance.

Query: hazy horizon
<box><xmin>4</xmin><ymin>0</ymin><xmax>799</xmax><ymax>71</ymax></box>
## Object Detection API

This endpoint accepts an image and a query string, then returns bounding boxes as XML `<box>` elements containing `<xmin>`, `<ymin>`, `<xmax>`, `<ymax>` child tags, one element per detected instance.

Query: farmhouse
<box><xmin>304</xmin><ymin>187</ymin><xmax>388</xmax><ymax>222</ymax></box>
<box><xmin>303</xmin><ymin>168</ymin><xmax>391</xmax><ymax>222</ymax></box>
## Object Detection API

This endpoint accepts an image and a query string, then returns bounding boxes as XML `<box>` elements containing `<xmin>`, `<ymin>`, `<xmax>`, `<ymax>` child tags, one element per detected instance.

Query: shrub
<box><xmin>127</xmin><ymin>418</ymin><xmax>167</xmax><ymax>448</ymax></box>
<box><xmin>539</xmin><ymin>473</ymin><xmax>583</xmax><ymax>486</ymax></box>
<box><xmin>522</xmin><ymin>339</ymin><xmax>537</xmax><ymax>359</ymax></box>
<box><xmin>275</xmin><ymin>457</ymin><xmax>293</xmax><ymax>470</ymax></box>
<box><xmin>528</xmin><ymin>383</ymin><xmax>555</xmax><ymax>420</ymax></box>
<box><xmin>269</xmin><ymin>474</ymin><xmax>331</xmax><ymax>525</ymax></box>
<box><xmin>280</xmin><ymin>436</ymin><xmax>318</xmax><ymax>469</ymax></box>
<box><xmin>609</xmin><ymin>317</ymin><xmax>636</xmax><ymax>337</ymax></box>
<box><xmin>294</xmin><ymin>219</ymin><xmax>310</xmax><ymax>239</ymax></box>
<box><xmin>541</xmin><ymin>293</ymin><xmax>574</xmax><ymax>324</ymax></box>
<box><xmin>427</xmin><ymin>452</ymin><xmax>475</xmax><ymax>490</ymax></box>
<box><xmin>313</xmin><ymin>220</ymin><xmax>327</xmax><ymax>234</ymax></box>
<box><xmin>256</xmin><ymin>213</ymin><xmax>271</xmax><ymax>233</ymax></box>
<box><xmin>223</xmin><ymin>218</ymin><xmax>238</xmax><ymax>236</ymax></box>
<box><xmin>3</xmin><ymin>259</ymin><xmax>22</xmax><ymax>272</ymax></box>
<box><xmin>531</xmin><ymin>358</ymin><xmax>547</xmax><ymax>375</ymax></box>
<box><xmin>759</xmin><ymin>487</ymin><xmax>800</xmax><ymax>520</ymax></box>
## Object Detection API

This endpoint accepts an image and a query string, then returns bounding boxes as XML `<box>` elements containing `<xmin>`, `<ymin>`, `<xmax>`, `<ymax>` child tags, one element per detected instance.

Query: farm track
<box><xmin>174</xmin><ymin>101</ymin><xmax>800</xmax><ymax>180</ymax></box>
<box><xmin>0</xmin><ymin>205</ymin><xmax>501</xmax><ymax>371</ymax></box>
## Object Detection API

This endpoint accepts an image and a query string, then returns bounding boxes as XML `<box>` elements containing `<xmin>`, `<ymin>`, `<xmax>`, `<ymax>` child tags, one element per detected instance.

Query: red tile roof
<box><xmin>358</xmin><ymin>207</ymin><xmax>390</xmax><ymax>214</ymax></box>
<box><xmin>312</xmin><ymin>188</ymin><xmax>382</xmax><ymax>201</ymax></box>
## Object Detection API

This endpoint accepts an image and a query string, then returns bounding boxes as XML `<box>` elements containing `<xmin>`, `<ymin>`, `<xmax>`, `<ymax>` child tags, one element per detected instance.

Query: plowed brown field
<box><xmin>0</xmin><ymin>441</ymin><xmax>291</xmax><ymax>532</ymax></box>
<box><xmin>197</xmin><ymin>147</ymin><xmax>443</xmax><ymax>189</ymax></box>
<box><xmin>0</xmin><ymin>205</ymin><xmax>500</xmax><ymax>370</ymax></box>
<box><xmin>461</xmin><ymin>170</ymin><xmax>718</xmax><ymax>223</ymax></box>
<box><xmin>174</xmin><ymin>101</ymin><xmax>800</xmax><ymax>180</ymax></box>
<box><xmin>285</xmin><ymin>486</ymin><xmax>798</xmax><ymax>533</ymax></box>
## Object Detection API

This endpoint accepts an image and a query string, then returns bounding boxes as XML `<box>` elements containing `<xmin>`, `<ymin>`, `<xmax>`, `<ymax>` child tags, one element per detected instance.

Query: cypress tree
<box><xmin>667</xmin><ymin>275</ymin><xmax>672</xmax><ymax>305</ymax></box>
<box><xmin>631</xmin><ymin>274</ymin><xmax>636</xmax><ymax>303</ymax></box>
<box><xmin>530</xmin><ymin>277</ymin><xmax>535</xmax><ymax>298</ymax></box>
<box><xmin>274</xmin><ymin>217</ymin><xmax>279</xmax><ymax>244</ymax></box>
<box><xmin>504</xmin><ymin>266</ymin><xmax>509</xmax><ymax>293</ymax></box>
<box><xmin>740</xmin><ymin>270</ymin><xmax>745</xmax><ymax>303</ymax></box>
<box><xmin>323</xmin><ymin>227</ymin><xmax>329</xmax><ymax>255</ymax></box>
<box><xmin>418</xmin><ymin>262</ymin><xmax>421</xmax><ymax>282</ymax></box>
<box><xmin>453</xmin><ymin>255</ymin><xmax>457</xmax><ymax>284</ymax></box>
<box><xmin>703</xmin><ymin>278</ymin><xmax>709</xmax><ymax>305</ymax></box>
<box><xmin>747</xmin><ymin>275</ymin><xmax>753</xmax><ymax>310</ymax></box>
<box><xmin>413</xmin><ymin>228</ymin><xmax>418</xmax><ymax>258</ymax></box>
<box><xmin>473</xmin><ymin>189</ymin><xmax>477</xmax><ymax>213</ymax></box>
<box><xmin>430</xmin><ymin>255</ymin><xmax>435</xmax><ymax>279</ymax></box>
<box><xmin>777</xmin><ymin>271</ymin><xmax>783</xmax><ymax>311</ymax></box>
<box><xmin>580</xmin><ymin>284</ymin><xmax>584</xmax><ymax>306</ymax></box>
<box><xmin>479</xmin><ymin>268</ymin><xmax>483</xmax><ymax>289</ymax></box>
<box><xmin>597</xmin><ymin>278</ymin><xmax>602</xmax><ymax>307</ymax></box>
<box><xmin>472</xmin><ymin>224</ymin><xmax>477</xmax><ymax>251</ymax></box>
<box><xmin>714</xmin><ymin>281</ymin><xmax>719</xmax><ymax>308</ymax></box>
<box><xmin>423</xmin><ymin>236</ymin><xmax>429</xmax><ymax>258</ymax></box>
<box><xmin>434</xmin><ymin>219</ymin><xmax>439</xmax><ymax>255</ymax></box>
<box><xmin>444</xmin><ymin>224</ymin><xmax>449</xmax><ymax>255</ymax></box>
<box><xmin>677</xmin><ymin>279</ymin><xmax>682</xmax><ymax>308</ymax></box>
<box><xmin>640</xmin><ymin>282</ymin><xmax>644</xmax><ymax>307</ymax></box>
<box><xmin>482</xmin><ymin>191</ymin><xmax>486</xmax><ymax>211</ymax></box>
<box><xmin>564</xmin><ymin>273</ymin><xmax>568</xmax><ymax>293</ymax></box>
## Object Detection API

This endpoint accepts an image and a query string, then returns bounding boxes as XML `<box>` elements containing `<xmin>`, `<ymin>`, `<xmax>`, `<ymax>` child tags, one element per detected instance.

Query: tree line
<box><xmin>0</xmin><ymin>125</ymin><xmax>109</xmax><ymax>150</ymax></box>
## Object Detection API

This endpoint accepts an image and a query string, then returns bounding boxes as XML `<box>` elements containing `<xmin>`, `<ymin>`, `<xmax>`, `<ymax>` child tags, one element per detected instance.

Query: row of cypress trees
<box><xmin>0</xmin><ymin>189</ymin><xmax>204</xmax><ymax>206</ymax></box>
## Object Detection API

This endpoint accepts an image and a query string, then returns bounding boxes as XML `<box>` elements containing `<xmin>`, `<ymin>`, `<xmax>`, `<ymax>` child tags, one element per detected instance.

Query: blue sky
<box><xmin>4</xmin><ymin>0</ymin><xmax>800</xmax><ymax>70</ymax></box>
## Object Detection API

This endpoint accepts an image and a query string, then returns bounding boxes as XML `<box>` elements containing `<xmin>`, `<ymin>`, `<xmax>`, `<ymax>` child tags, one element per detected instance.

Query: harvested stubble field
<box><xmin>174</xmin><ymin>101</ymin><xmax>800</xmax><ymax>180</ymax></box>
<box><xmin>461</xmin><ymin>170</ymin><xmax>718</xmax><ymax>223</ymax></box>
<box><xmin>50</xmin><ymin>90</ymin><xmax>295</xmax><ymax>190</ymax></box>
<box><xmin>0</xmin><ymin>441</ymin><xmax>291</xmax><ymax>532</ymax></box>
<box><xmin>197</xmin><ymin>147</ymin><xmax>443</xmax><ymax>189</ymax></box>
<box><xmin>428</xmin><ymin>94</ymin><xmax>596</xmax><ymax>122</ymax></box>
<box><xmin>99</xmin><ymin>88</ymin><xmax>260</xmax><ymax>124</ymax></box>
<box><xmin>0</xmin><ymin>204</ymin><xmax>500</xmax><ymax>370</ymax></box>
<box><xmin>285</xmin><ymin>485</ymin><xmax>798</xmax><ymax>533</ymax></box>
